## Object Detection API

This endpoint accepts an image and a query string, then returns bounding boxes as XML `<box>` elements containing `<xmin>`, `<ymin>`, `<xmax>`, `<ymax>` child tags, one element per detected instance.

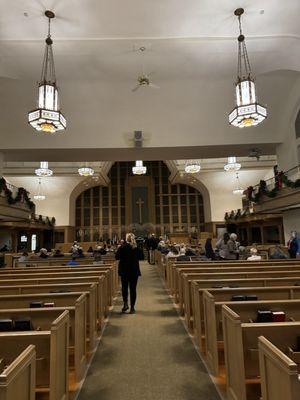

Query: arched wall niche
<box><xmin>70</xmin><ymin>161</ymin><xmax>211</xmax><ymax>240</ymax></box>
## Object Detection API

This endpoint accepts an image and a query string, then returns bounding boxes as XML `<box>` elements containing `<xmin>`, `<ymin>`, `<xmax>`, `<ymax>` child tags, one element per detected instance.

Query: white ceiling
<box><xmin>0</xmin><ymin>1</ymin><xmax>299</xmax><ymax>161</ymax></box>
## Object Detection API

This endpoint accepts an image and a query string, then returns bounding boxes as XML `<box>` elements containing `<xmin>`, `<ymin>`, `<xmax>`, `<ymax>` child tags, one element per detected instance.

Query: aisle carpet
<box><xmin>78</xmin><ymin>261</ymin><xmax>221</xmax><ymax>400</ymax></box>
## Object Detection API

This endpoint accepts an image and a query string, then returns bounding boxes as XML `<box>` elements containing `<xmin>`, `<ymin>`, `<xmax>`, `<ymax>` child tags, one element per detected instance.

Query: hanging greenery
<box><xmin>245</xmin><ymin>171</ymin><xmax>300</xmax><ymax>204</ymax></box>
<box><xmin>0</xmin><ymin>177</ymin><xmax>35</xmax><ymax>210</ymax></box>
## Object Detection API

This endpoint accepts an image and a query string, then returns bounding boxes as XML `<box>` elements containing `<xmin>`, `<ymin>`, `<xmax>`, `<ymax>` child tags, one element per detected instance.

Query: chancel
<box><xmin>0</xmin><ymin>2</ymin><xmax>299</xmax><ymax>400</ymax></box>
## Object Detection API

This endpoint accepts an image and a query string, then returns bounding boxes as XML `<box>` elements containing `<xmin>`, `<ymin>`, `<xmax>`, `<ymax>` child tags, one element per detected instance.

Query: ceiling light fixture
<box><xmin>35</xmin><ymin>161</ymin><xmax>53</xmax><ymax>177</ymax></box>
<box><xmin>224</xmin><ymin>156</ymin><xmax>241</xmax><ymax>172</ymax></box>
<box><xmin>28</xmin><ymin>10</ymin><xmax>66</xmax><ymax>134</ymax></box>
<box><xmin>132</xmin><ymin>160</ymin><xmax>147</xmax><ymax>175</ymax></box>
<box><xmin>228</xmin><ymin>8</ymin><xmax>267</xmax><ymax>128</ymax></box>
<box><xmin>78</xmin><ymin>166</ymin><xmax>94</xmax><ymax>177</ymax></box>
<box><xmin>232</xmin><ymin>172</ymin><xmax>244</xmax><ymax>195</ymax></box>
<box><xmin>185</xmin><ymin>160</ymin><xmax>201</xmax><ymax>174</ymax></box>
<box><xmin>33</xmin><ymin>178</ymin><xmax>46</xmax><ymax>201</ymax></box>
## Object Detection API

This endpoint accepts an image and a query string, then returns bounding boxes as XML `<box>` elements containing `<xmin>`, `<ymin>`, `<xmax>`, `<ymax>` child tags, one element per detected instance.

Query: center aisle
<box><xmin>78</xmin><ymin>261</ymin><xmax>221</xmax><ymax>400</ymax></box>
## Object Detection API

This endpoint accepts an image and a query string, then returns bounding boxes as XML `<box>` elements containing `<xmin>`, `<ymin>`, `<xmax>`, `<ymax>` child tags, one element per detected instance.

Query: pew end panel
<box><xmin>0</xmin><ymin>345</ymin><xmax>36</xmax><ymax>400</ymax></box>
<box><xmin>49</xmin><ymin>310</ymin><xmax>69</xmax><ymax>400</ymax></box>
<box><xmin>259</xmin><ymin>336</ymin><xmax>300</xmax><ymax>400</ymax></box>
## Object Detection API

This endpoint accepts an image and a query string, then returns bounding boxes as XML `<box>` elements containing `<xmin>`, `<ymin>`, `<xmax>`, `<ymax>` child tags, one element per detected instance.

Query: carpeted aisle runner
<box><xmin>78</xmin><ymin>261</ymin><xmax>221</xmax><ymax>400</ymax></box>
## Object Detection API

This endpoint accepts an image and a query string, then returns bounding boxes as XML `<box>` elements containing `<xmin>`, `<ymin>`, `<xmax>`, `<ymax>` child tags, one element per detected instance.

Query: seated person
<box><xmin>269</xmin><ymin>244</ymin><xmax>288</xmax><ymax>260</ymax></box>
<box><xmin>77</xmin><ymin>247</ymin><xmax>85</xmax><ymax>258</ymax></box>
<box><xmin>166</xmin><ymin>246</ymin><xmax>179</xmax><ymax>258</ymax></box>
<box><xmin>67</xmin><ymin>256</ymin><xmax>79</xmax><ymax>266</ymax></box>
<box><xmin>87</xmin><ymin>246</ymin><xmax>94</xmax><ymax>254</ymax></box>
<box><xmin>93</xmin><ymin>253</ymin><xmax>103</xmax><ymax>265</ymax></box>
<box><xmin>0</xmin><ymin>244</ymin><xmax>8</xmax><ymax>252</ymax></box>
<box><xmin>186</xmin><ymin>247</ymin><xmax>196</xmax><ymax>257</ymax></box>
<box><xmin>98</xmin><ymin>245</ymin><xmax>107</xmax><ymax>255</ymax></box>
<box><xmin>18</xmin><ymin>251</ymin><xmax>28</xmax><ymax>262</ymax></box>
<box><xmin>39</xmin><ymin>248</ymin><xmax>48</xmax><ymax>258</ymax></box>
<box><xmin>53</xmin><ymin>249</ymin><xmax>64</xmax><ymax>258</ymax></box>
<box><xmin>247</xmin><ymin>247</ymin><xmax>262</xmax><ymax>261</ymax></box>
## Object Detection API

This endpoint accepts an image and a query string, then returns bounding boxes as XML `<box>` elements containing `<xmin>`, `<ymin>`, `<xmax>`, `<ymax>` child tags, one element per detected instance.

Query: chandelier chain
<box><xmin>40</xmin><ymin>16</ymin><xmax>56</xmax><ymax>84</ymax></box>
<box><xmin>237</xmin><ymin>14</ymin><xmax>252</xmax><ymax>80</ymax></box>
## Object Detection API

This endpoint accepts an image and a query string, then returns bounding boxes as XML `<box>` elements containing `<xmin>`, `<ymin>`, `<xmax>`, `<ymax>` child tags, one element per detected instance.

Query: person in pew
<box><xmin>66</xmin><ymin>256</ymin><xmax>79</xmax><ymax>266</ymax></box>
<box><xmin>115</xmin><ymin>233</ymin><xmax>141</xmax><ymax>314</ymax></box>
<box><xmin>53</xmin><ymin>249</ymin><xmax>64</xmax><ymax>258</ymax></box>
<box><xmin>77</xmin><ymin>247</ymin><xmax>85</xmax><ymax>258</ymax></box>
<box><xmin>93</xmin><ymin>253</ymin><xmax>104</xmax><ymax>265</ymax></box>
<box><xmin>227</xmin><ymin>233</ymin><xmax>240</xmax><ymax>260</ymax></box>
<box><xmin>39</xmin><ymin>248</ymin><xmax>48</xmax><ymax>259</ymax></box>
<box><xmin>247</xmin><ymin>247</ymin><xmax>262</xmax><ymax>261</ymax></box>
<box><xmin>87</xmin><ymin>246</ymin><xmax>94</xmax><ymax>254</ymax></box>
<box><xmin>216</xmin><ymin>232</ymin><xmax>230</xmax><ymax>260</ymax></box>
<box><xmin>204</xmin><ymin>238</ymin><xmax>216</xmax><ymax>260</ymax></box>
<box><xmin>18</xmin><ymin>251</ymin><xmax>28</xmax><ymax>262</ymax></box>
<box><xmin>269</xmin><ymin>244</ymin><xmax>288</xmax><ymax>260</ymax></box>
<box><xmin>166</xmin><ymin>245</ymin><xmax>179</xmax><ymax>259</ymax></box>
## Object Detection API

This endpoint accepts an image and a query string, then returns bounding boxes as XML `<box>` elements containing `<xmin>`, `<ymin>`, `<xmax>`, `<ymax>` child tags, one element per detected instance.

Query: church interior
<box><xmin>0</xmin><ymin>1</ymin><xmax>300</xmax><ymax>400</ymax></box>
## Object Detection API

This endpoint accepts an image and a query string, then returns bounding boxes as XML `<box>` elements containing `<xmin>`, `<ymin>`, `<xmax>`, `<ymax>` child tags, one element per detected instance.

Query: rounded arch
<box><xmin>174</xmin><ymin>177</ymin><xmax>212</xmax><ymax>223</ymax></box>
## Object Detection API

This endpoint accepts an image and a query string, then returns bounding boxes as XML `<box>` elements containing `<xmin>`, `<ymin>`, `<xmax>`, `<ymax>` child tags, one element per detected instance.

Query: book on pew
<box><xmin>0</xmin><ymin>319</ymin><xmax>13</xmax><ymax>331</ymax></box>
<box><xmin>257</xmin><ymin>310</ymin><xmax>273</xmax><ymax>322</ymax></box>
<box><xmin>231</xmin><ymin>295</ymin><xmax>246</xmax><ymax>301</ymax></box>
<box><xmin>44</xmin><ymin>302</ymin><xmax>55</xmax><ymax>307</ymax></box>
<box><xmin>272</xmin><ymin>311</ymin><xmax>286</xmax><ymax>322</ymax></box>
<box><xmin>14</xmin><ymin>318</ymin><xmax>32</xmax><ymax>331</ymax></box>
<box><xmin>30</xmin><ymin>301</ymin><xmax>43</xmax><ymax>308</ymax></box>
<box><xmin>246</xmin><ymin>295</ymin><xmax>258</xmax><ymax>301</ymax></box>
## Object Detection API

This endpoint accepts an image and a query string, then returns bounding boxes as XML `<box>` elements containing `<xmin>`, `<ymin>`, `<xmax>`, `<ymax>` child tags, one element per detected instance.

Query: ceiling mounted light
<box><xmin>28</xmin><ymin>10</ymin><xmax>66</xmax><ymax>134</ymax></box>
<box><xmin>228</xmin><ymin>8</ymin><xmax>267</xmax><ymax>128</ymax></box>
<box><xmin>78</xmin><ymin>166</ymin><xmax>94</xmax><ymax>177</ymax></box>
<box><xmin>224</xmin><ymin>156</ymin><xmax>241</xmax><ymax>172</ymax></box>
<box><xmin>33</xmin><ymin>178</ymin><xmax>46</xmax><ymax>201</ymax></box>
<box><xmin>132</xmin><ymin>160</ymin><xmax>147</xmax><ymax>175</ymax></box>
<box><xmin>35</xmin><ymin>161</ymin><xmax>53</xmax><ymax>177</ymax></box>
<box><xmin>185</xmin><ymin>160</ymin><xmax>201</xmax><ymax>174</ymax></box>
<box><xmin>232</xmin><ymin>172</ymin><xmax>244</xmax><ymax>195</ymax></box>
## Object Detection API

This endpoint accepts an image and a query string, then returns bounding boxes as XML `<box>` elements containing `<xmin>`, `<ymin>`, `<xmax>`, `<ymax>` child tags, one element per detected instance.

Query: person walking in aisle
<box><xmin>115</xmin><ymin>233</ymin><xmax>141</xmax><ymax>314</ymax></box>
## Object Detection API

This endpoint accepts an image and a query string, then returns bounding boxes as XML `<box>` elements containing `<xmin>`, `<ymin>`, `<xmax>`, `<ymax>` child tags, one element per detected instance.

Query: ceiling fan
<box><xmin>132</xmin><ymin>73</ymin><xmax>160</xmax><ymax>92</ymax></box>
<box><xmin>132</xmin><ymin>46</ymin><xmax>160</xmax><ymax>92</ymax></box>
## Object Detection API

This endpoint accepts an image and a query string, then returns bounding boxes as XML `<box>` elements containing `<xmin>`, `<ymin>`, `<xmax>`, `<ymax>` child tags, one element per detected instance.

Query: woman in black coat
<box><xmin>115</xmin><ymin>233</ymin><xmax>141</xmax><ymax>314</ymax></box>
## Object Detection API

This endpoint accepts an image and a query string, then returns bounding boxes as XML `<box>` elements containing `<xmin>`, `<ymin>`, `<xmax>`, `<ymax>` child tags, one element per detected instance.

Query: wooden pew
<box><xmin>182</xmin><ymin>269</ymin><xmax>300</xmax><ymax>329</ymax></box>
<box><xmin>197</xmin><ymin>285</ymin><xmax>300</xmax><ymax>350</ymax></box>
<box><xmin>0</xmin><ymin>275</ymin><xmax>106</xmax><ymax>320</ymax></box>
<box><xmin>0</xmin><ymin>291</ymin><xmax>97</xmax><ymax>351</ymax></box>
<box><xmin>0</xmin><ymin>266</ymin><xmax>117</xmax><ymax>313</ymax></box>
<box><xmin>0</xmin><ymin>310</ymin><xmax>69</xmax><ymax>400</ymax></box>
<box><xmin>222</xmin><ymin>305</ymin><xmax>300</xmax><ymax>400</ymax></box>
<box><xmin>259</xmin><ymin>336</ymin><xmax>300</xmax><ymax>400</ymax></box>
<box><xmin>172</xmin><ymin>262</ymin><xmax>300</xmax><ymax>304</ymax></box>
<box><xmin>0</xmin><ymin>264</ymin><xmax>118</xmax><ymax>295</ymax></box>
<box><xmin>0</xmin><ymin>295</ymin><xmax>86</xmax><ymax>382</ymax></box>
<box><xmin>204</xmin><ymin>297</ymin><xmax>300</xmax><ymax>376</ymax></box>
<box><xmin>0</xmin><ymin>345</ymin><xmax>35</xmax><ymax>400</ymax></box>
<box><xmin>14</xmin><ymin>258</ymin><xmax>95</xmax><ymax>268</ymax></box>
<box><xmin>166</xmin><ymin>259</ymin><xmax>300</xmax><ymax>292</ymax></box>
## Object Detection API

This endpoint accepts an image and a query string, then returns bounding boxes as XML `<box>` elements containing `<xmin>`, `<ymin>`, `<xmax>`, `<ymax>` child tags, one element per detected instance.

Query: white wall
<box><xmin>7</xmin><ymin>176</ymin><xmax>83</xmax><ymax>226</ymax></box>
<box><xmin>282</xmin><ymin>209</ymin><xmax>300</xmax><ymax>244</ymax></box>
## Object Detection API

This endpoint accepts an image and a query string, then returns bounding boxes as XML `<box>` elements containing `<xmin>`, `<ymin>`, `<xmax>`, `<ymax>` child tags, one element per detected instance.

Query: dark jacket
<box><xmin>115</xmin><ymin>243</ymin><xmax>141</xmax><ymax>278</ymax></box>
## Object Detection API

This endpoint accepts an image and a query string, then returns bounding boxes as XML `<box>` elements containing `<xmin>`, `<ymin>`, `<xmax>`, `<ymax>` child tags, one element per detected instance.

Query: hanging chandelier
<box><xmin>78</xmin><ymin>166</ymin><xmax>94</xmax><ymax>177</ymax></box>
<box><xmin>132</xmin><ymin>160</ymin><xmax>147</xmax><ymax>175</ymax></box>
<box><xmin>28</xmin><ymin>10</ymin><xmax>66</xmax><ymax>134</ymax></box>
<box><xmin>232</xmin><ymin>172</ymin><xmax>244</xmax><ymax>195</ymax></box>
<box><xmin>35</xmin><ymin>161</ymin><xmax>53</xmax><ymax>177</ymax></box>
<box><xmin>185</xmin><ymin>160</ymin><xmax>201</xmax><ymax>174</ymax></box>
<box><xmin>34</xmin><ymin>178</ymin><xmax>46</xmax><ymax>201</ymax></box>
<box><xmin>228</xmin><ymin>8</ymin><xmax>267</xmax><ymax>128</ymax></box>
<box><xmin>224</xmin><ymin>156</ymin><xmax>241</xmax><ymax>172</ymax></box>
